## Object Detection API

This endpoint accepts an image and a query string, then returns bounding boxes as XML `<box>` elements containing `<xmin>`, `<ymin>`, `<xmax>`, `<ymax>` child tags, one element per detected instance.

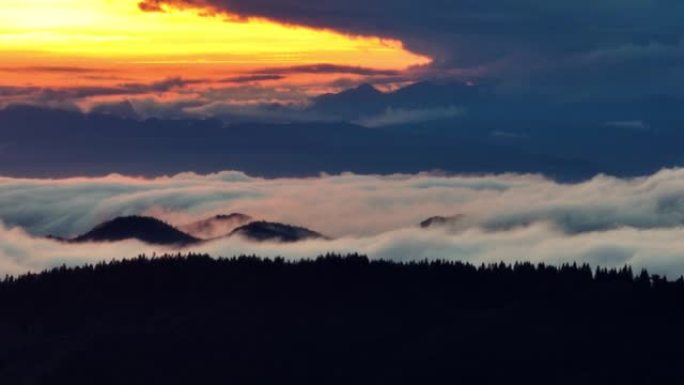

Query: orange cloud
<box><xmin>0</xmin><ymin>0</ymin><xmax>430</xmax><ymax>96</ymax></box>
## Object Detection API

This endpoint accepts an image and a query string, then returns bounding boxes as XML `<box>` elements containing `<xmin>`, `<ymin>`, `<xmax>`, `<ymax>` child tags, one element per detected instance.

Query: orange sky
<box><xmin>0</xmin><ymin>0</ymin><xmax>429</xmax><ymax>95</ymax></box>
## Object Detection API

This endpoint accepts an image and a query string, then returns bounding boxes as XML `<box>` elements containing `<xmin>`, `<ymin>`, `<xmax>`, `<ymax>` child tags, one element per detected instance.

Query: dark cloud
<box><xmin>0</xmin><ymin>66</ymin><xmax>110</xmax><ymax>74</ymax></box>
<box><xmin>138</xmin><ymin>0</ymin><xmax>165</xmax><ymax>11</ymax></box>
<box><xmin>0</xmin><ymin>73</ymin><xmax>316</xmax><ymax>109</ymax></box>
<box><xmin>0</xmin><ymin>77</ymin><xmax>201</xmax><ymax>102</ymax></box>
<box><xmin>210</xmin><ymin>65</ymin><xmax>402</xmax><ymax>88</ymax></box>
<box><xmin>251</xmin><ymin>64</ymin><xmax>400</xmax><ymax>76</ymax></box>
<box><xmin>0</xmin><ymin>86</ymin><xmax>35</xmax><ymax>97</ymax></box>
<box><xmin>138</xmin><ymin>0</ymin><xmax>684</xmax><ymax>96</ymax></box>
<box><xmin>218</xmin><ymin>74</ymin><xmax>285</xmax><ymax>83</ymax></box>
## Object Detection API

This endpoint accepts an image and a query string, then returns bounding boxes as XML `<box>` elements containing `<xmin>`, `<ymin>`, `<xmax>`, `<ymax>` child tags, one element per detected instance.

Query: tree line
<box><xmin>0</xmin><ymin>253</ymin><xmax>683</xmax><ymax>384</ymax></box>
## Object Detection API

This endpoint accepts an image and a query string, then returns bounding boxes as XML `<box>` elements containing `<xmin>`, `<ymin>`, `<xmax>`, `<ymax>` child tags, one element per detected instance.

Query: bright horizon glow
<box><xmin>0</xmin><ymin>0</ymin><xmax>429</xmax><ymax>67</ymax></box>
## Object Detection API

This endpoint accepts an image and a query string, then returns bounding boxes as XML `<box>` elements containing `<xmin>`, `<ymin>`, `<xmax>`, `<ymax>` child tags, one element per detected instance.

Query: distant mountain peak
<box><xmin>213</xmin><ymin>213</ymin><xmax>252</xmax><ymax>221</ymax></box>
<box><xmin>308</xmin><ymin>80</ymin><xmax>482</xmax><ymax>122</ymax></box>
<box><xmin>353</xmin><ymin>83</ymin><xmax>381</xmax><ymax>94</ymax></box>
<box><xmin>420</xmin><ymin>215</ymin><xmax>464</xmax><ymax>229</ymax></box>
<box><xmin>73</xmin><ymin>216</ymin><xmax>199</xmax><ymax>246</ymax></box>
<box><xmin>316</xmin><ymin>83</ymin><xmax>382</xmax><ymax>101</ymax></box>
<box><xmin>90</xmin><ymin>99</ymin><xmax>139</xmax><ymax>120</ymax></box>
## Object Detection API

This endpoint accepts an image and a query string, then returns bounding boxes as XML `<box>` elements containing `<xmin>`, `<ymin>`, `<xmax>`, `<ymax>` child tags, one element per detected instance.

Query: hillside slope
<box><xmin>73</xmin><ymin>216</ymin><xmax>199</xmax><ymax>246</ymax></box>
<box><xmin>0</xmin><ymin>255</ymin><xmax>683</xmax><ymax>384</ymax></box>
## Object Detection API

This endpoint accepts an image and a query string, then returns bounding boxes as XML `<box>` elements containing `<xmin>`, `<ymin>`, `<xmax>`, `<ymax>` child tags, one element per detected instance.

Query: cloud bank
<box><xmin>4</xmin><ymin>168</ymin><xmax>684</xmax><ymax>276</ymax></box>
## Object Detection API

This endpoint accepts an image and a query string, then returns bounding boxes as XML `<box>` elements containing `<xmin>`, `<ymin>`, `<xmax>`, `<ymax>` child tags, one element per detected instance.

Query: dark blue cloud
<box><xmin>0</xmin><ymin>104</ymin><xmax>594</xmax><ymax>180</ymax></box>
<box><xmin>139</xmin><ymin>0</ymin><xmax>684</xmax><ymax>96</ymax></box>
<box><xmin>250</xmin><ymin>64</ymin><xmax>400</xmax><ymax>76</ymax></box>
<box><xmin>0</xmin><ymin>77</ymin><xmax>197</xmax><ymax>102</ymax></box>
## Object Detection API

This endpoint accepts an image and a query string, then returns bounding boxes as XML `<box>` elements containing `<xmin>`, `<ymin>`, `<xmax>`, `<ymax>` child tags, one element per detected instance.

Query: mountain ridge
<box><xmin>70</xmin><ymin>215</ymin><xmax>326</xmax><ymax>245</ymax></box>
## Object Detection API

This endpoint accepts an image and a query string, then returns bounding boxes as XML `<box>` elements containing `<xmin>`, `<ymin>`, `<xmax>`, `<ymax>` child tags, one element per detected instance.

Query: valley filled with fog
<box><xmin>3</xmin><ymin>168</ymin><xmax>684</xmax><ymax>277</ymax></box>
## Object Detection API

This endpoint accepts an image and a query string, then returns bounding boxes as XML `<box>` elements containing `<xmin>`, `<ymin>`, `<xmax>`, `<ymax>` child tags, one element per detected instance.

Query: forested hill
<box><xmin>1</xmin><ymin>254</ymin><xmax>683</xmax><ymax>384</ymax></box>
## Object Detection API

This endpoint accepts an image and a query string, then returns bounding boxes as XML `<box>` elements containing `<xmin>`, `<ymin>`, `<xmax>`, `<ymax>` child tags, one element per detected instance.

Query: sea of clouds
<box><xmin>3</xmin><ymin>168</ymin><xmax>684</xmax><ymax>276</ymax></box>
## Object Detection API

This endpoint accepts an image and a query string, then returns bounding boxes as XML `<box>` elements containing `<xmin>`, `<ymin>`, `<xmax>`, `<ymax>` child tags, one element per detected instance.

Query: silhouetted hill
<box><xmin>215</xmin><ymin>213</ymin><xmax>252</xmax><ymax>221</ymax></box>
<box><xmin>6</xmin><ymin>87</ymin><xmax>684</xmax><ymax>181</ymax></box>
<box><xmin>311</xmin><ymin>83</ymin><xmax>386</xmax><ymax>118</ymax></box>
<box><xmin>0</xmin><ymin>104</ymin><xmax>598</xmax><ymax>181</ymax></box>
<box><xmin>11</xmin><ymin>92</ymin><xmax>684</xmax><ymax>180</ymax></box>
<box><xmin>229</xmin><ymin>220</ymin><xmax>325</xmax><ymax>242</ymax></box>
<box><xmin>90</xmin><ymin>100</ymin><xmax>140</xmax><ymax>120</ymax></box>
<box><xmin>0</xmin><ymin>254</ymin><xmax>683</xmax><ymax>384</ymax></box>
<box><xmin>180</xmin><ymin>213</ymin><xmax>253</xmax><ymax>239</ymax></box>
<box><xmin>391</xmin><ymin>80</ymin><xmax>482</xmax><ymax>109</ymax></box>
<box><xmin>420</xmin><ymin>214</ymin><xmax>464</xmax><ymax>228</ymax></box>
<box><xmin>309</xmin><ymin>81</ymin><xmax>483</xmax><ymax>120</ymax></box>
<box><xmin>73</xmin><ymin>216</ymin><xmax>199</xmax><ymax>246</ymax></box>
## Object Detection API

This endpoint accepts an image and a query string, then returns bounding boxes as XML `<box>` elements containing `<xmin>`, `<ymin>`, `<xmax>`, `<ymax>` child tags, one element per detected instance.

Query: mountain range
<box><xmin>6</xmin><ymin>80</ymin><xmax>684</xmax><ymax>180</ymax></box>
<box><xmin>0</xmin><ymin>103</ymin><xmax>591</xmax><ymax>180</ymax></box>
<box><xmin>56</xmin><ymin>212</ymin><xmax>457</xmax><ymax>246</ymax></box>
<box><xmin>309</xmin><ymin>81</ymin><xmax>482</xmax><ymax>121</ymax></box>
<box><xmin>67</xmin><ymin>214</ymin><xmax>326</xmax><ymax>246</ymax></box>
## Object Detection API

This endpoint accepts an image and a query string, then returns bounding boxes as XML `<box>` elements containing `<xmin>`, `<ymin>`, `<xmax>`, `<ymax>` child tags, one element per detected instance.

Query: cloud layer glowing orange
<box><xmin>0</xmin><ymin>0</ymin><xmax>429</xmax><ymax>89</ymax></box>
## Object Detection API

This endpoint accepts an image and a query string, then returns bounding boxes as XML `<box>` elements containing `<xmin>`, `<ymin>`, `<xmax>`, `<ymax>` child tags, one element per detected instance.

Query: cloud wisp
<box><xmin>3</xmin><ymin>168</ymin><xmax>684</xmax><ymax>276</ymax></box>
<box><xmin>356</xmin><ymin>106</ymin><xmax>466</xmax><ymax>127</ymax></box>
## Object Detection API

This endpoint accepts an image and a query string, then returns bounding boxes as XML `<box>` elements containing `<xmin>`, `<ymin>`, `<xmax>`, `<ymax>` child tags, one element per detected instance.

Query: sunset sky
<box><xmin>0</xmin><ymin>0</ymin><xmax>429</xmax><ymax>109</ymax></box>
<box><xmin>2</xmin><ymin>0</ymin><xmax>684</xmax><ymax>278</ymax></box>
<box><xmin>3</xmin><ymin>0</ymin><xmax>684</xmax><ymax>115</ymax></box>
<box><xmin>0</xmin><ymin>0</ymin><xmax>682</xmax><ymax>181</ymax></box>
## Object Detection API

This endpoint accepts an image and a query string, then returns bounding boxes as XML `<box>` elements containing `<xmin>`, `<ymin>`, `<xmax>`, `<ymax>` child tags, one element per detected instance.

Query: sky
<box><xmin>2</xmin><ymin>0</ymin><xmax>684</xmax><ymax>274</ymax></box>
<box><xmin>0</xmin><ymin>0</ymin><xmax>429</xmax><ymax>110</ymax></box>
<box><xmin>3</xmin><ymin>0</ymin><xmax>684</xmax><ymax>112</ymax></box>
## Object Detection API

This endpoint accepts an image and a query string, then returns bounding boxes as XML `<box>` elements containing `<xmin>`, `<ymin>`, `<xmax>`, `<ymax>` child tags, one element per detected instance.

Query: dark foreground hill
<box><xmin>1</xmin><ymin>255</ymin><xmax>683</xmax><ymax>385</ymax></box>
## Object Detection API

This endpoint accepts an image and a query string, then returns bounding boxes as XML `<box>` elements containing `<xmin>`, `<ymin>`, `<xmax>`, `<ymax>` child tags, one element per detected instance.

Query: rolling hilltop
<box><xmin>72</xmin><ymin>216</ymin><xmax>200</xmax><ymax>246</ymax></box>
<box><xmin>68</xmin><ymin>215</ymin><xmax>325</xmax><ymax>245</ymax></box>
